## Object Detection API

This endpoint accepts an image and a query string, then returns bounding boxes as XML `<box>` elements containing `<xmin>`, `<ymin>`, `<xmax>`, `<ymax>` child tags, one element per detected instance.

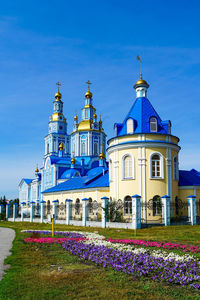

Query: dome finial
<box><xmin>85</xmin><ymin>80</ymin><xmax>93</xmax><ymax>98</ymax></box>
<box><xmin>59</xmin><ymin>141</ymin><xmax>65</xmax><ymax>151</ymax></box>
<box><xmin>136</xmin><ymin>55</ymin><xmax>142</xmax><ymax>79</ymax></box>
<box><xmin>35</xmin><ymin>164</ymin><xmax>39</xmax><ymax>173</ymax></box>
<box><xmin>99</xmin><ymin>143</ymin><xmax>105</xmax><ymax>160</ymax></box>
<box><xmin>55</xmin><ymin>81</ymin><xmax>62</xmax><ymax>100</ymax></box>
<box><xmin>71</xmin><ymin>154</ymin><xmax>76</xmax><ymax>165</ymax></box>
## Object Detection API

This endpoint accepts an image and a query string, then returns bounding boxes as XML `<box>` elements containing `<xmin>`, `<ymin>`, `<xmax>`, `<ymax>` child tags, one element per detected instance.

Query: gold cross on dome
<box><xmin>136</xmin><ymin>56</ymin><xmax>142</xmax><ymax>79</ymax></box>
<box><xmin>86</xmin><ymin>80</ymin><xmax>92</xmax><ymax>91</ymax></box>
<box><xmin>56</xmin><ymin>81</ymin><xmax>61</xmax><ymax>91</ymax></box>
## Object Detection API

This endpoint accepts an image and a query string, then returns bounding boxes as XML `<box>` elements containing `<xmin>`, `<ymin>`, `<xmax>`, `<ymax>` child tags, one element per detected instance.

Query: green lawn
<box><xmin>0</xmin><ymin>221</ymin><xmax>200</xmax><ymax>299</ymax></box>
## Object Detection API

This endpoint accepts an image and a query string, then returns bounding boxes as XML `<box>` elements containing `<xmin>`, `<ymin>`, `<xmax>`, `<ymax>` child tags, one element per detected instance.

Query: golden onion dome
<box><xmin>55</xmin><ymin>90</ymin><xmax>62</xmax><ymax>100</ymax></box>
<box><xmin>35</xmin><ymin>166</ymin><xmax>39</xmax><ymax>173</ymax></box>
<box><xmin>134</xmin><ymin>77</ymin><xmax>149</xmax><ymax>89</ymax></box>
<box><xmin>85</xmin><ymin>90</ymin><xmax>93</xmax><ymax>98</ymax></box>
<box><xmin>59</xmin><ymin>142</ymin><xmax>65</xmax><ymax>151</ymax></box>
<box><xmin>74</xmin><ymin>114</ymin><xmax>78</xmax><ymax>121</ymax></box>
<box><xmin>71</xmin><ymin>156</ymin><xmax>76</xmax><ymax>164</ymax></box>
<box><xmin>99</xmin><ymin>119</ymin><xmax>102</xmax><ymax>125</ymax></box>
<box><xmin>99</xmin><ymin>152</ymin><xmax>105</xmax><ymax>160</ymax></box>
<box><xmin>93</xmin><ymin>113</ymin><xmax>97</xmax><ymax>119</ymax></box>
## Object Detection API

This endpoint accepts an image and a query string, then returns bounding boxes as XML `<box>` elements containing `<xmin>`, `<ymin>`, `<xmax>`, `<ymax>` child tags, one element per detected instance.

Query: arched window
<box><xmin>75</xmin><ymin>198</ymin><xmax>80</xmax><ymax>215</ymax></box>
<box><xmin>109</xmin><ymin>159</ymin><xmax>112</xmax><ymax>182</ymax></box>
<box><xmin>150</xmin><ymin>117</ymin><xmax>157</xmax><ymax>132</ymax></box>
<box><xmin>173</xmin><ymin>156</ymin><xmax>179</xmax><ymax>180</ymax></box>
<box><xmin>123</xmin><ymin>155</ymin><xmax>133</xmax><ymax>179</ymax></box>
<box><xmin>124</xmin><ymin>196</ymin><xmax>132</xmax><ymax>215</ymax></box>
<box><xmin>153</xmin><ymin>195</ymin><xmax>162</xmax><ymax>216</ymax></box>
<box><xmin>88</xmin><ymin>197</ymin><xmax>93</xmax><ymax>214</ymax></box>
<box><xmin>94</xmin><ymin>142</ymin><xmax>98</xmax><ymax>155</ymax></box>
<box><xmin>47</xmin><ymin>200</ymin><xmax>51</xmax><ymax>214</ymax></box>
<box><xmin>127</xmin><ymin>118</ymin><xmax>133</xmax><ymax>134</ymax></box>
<box><xmin>47</xmin><ymin>143</ymin><xmax>49</xmax><ymax>154</ymax></box>
<box><xmin>151</xmin><ymin>154</ymin><xmax>162</xmax><ymax>178</ymax></box>
<box><xmin>81</xmin><ymin>136</ymin><xmax>87</xmax><ymax>156</ymax></box>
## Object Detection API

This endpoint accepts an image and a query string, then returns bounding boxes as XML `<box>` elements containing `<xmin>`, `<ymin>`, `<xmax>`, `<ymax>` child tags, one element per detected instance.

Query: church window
<box><xmin>123</xmin><ymin>155</ymin><xmax>133</xmax><ymax>179</ymax></box>
<box><xmin>151</xmin><ymin>154</ymin><xmax>163</xmax><ymax>178</ymax></box>
<box><xmin>47</xmin><ymin>143</ymin><xmax>49</xmax><ymax>154</ymax></box>
<box><xmin>85</xmin><ymin>110</ymin><xmax>89</xmax><ymax>119</ymax></box>
<box><xmin>124</xmin><ymin>196</ymin><xmax>132</xmax><ymax>215</ymax></box>
<box><xmin>88</xmin><ymin>198</ymin><xmax>93</xmax><ymax>214</ymax></box>
<box><xmin>153</xmin><ymin>195</ymin><xmax>162</xmax><ymax>216</ymax></box>
<box><xmin>81</xmin><ymin>136</ymin><xmax>87</xmax><ymax>155</ymax></box>
<box><xmin>59</xmin><ymin>116</ymin><xmax>62</xmax><ymax>120</ymax></box>
<box><xmin>127</xmin><ymin>118</ymin><xmax>133</xmax><ymax>134</ymax></box>
<box><xmin>173</xmin><ymin>156</ymin><xmax>179</xmax><ymax>180</ymax></box>
<box><xmin>150</xmin><ymin>117</ymin><xmax>157</xmax><ymax>132</ymax></box>
<box><xmin>59</xmin><ymin>126</ymin><xmax>63</xmax><ymax>130</ymax></box>
<box><xmin>94</xmin><ymin>142</ymin><xmax>98</xmax><ymax>155</ymax></box>
<box><xmin>81</xmin><ymin>142</ymin><xmax>86</xmax><ymax>155</ymax></box>
<box><xmin>75</xmin><ymin>198</ymin><xmax>80</xmax><ymax>215</ymax></box>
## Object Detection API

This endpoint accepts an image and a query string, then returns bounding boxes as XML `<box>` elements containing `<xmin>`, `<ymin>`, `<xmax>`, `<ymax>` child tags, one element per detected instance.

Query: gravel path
<box><xmin>0</xmin><ymin>227</ymin><xmax>15</xmax><ymax>281</ymax></box>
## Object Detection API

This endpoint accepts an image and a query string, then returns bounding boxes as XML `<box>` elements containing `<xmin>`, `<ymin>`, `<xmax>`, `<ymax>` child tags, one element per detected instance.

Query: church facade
<box><xmin>19</xmin><ymin>74</ymin><xmax>200</xmax><ymax>221</ymax></box>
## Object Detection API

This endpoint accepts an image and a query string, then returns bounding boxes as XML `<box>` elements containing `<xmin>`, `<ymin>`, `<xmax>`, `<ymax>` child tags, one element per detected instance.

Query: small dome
<box><xmin>74</xmin><ymin>114</ymin><xmax>78</xmax><ymax>121</ymax></box>
<box><xmin>99</xmin><ymin>119</ymin><xmax>102</xmax><ymax>125</ymax></box>
<box><xmin>85</xmin><ymin>90</ymin><xmax>93</xmax><ymax>98</ymax></box>
<box><xmin>99</xmin><ymin>152</ymin><xmax>105</xmax><ymax>160</ymax></box>
<box><xmin>59</xmin><ymin>142</ymin><xmax>65</xmax><ymax>151</ymax></box>
<box><xmin>93</xmin><ymin>113</ymin><xmax>97</xmax><ymax>119</ymax></box>
<box><xmin>134</xmin><ymin>77</ymin><xmax>149</xmax><ymax>89</ymax></box>
<box><xmin>35</xmin><ymin>166</ymin><xmax>39</xmax><ymax>173</ymax></box>
<box><xmin>55</xmin><ymin>91</ymin><xmax>62</xmax><ymax>100</ymax></box>
<box><xmin>71</xmin><ymin>156</ymin><xmax>76</xmax><ymax>164</ymax></box>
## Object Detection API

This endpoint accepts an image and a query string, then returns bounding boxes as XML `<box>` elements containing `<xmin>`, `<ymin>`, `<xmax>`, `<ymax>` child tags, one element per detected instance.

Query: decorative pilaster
<box><xmin>101</xmin><ymin>197</ymin><xmax>109</xmax><ymax>228</ymax></box>
<box><xmin>40</xmin><ymin>201</ymin><xmax>46</xmax><ymax>223</ymax></box>
<box><xmin>30</xmin><ymin>201</ymin><xmax>35</xmax><ymax>223</ymax></box>
<box><xmin>82</xmin><ymin>198</ymin><xmax>88</xmax><ymax>227</ymax></box>
<box><xmin>132</xmin><ymin>195</ymin><xmax>141</xmax><ymax>229</ymax></box>
<box><xmin>66</xmin><ymin>199</ymin><xmax>72</xmax><ymax>225</ymax></box>
<box><xmin>187</xmin><ymin>195</ymin><xmax>196</xmax><ymax>225</ymax></box>
<box><xmin>161</xmin><ymin>195</ymin><xmax>171</xmax><ymax>226</ymax></box>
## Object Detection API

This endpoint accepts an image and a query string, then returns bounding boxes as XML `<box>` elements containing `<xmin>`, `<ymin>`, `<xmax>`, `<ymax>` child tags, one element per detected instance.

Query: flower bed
<box><xmin>25</xmin><ymin>237</ymin><xmax>84</xmax><ymax>244</ymax></box>
<box><xmin>107</xmin><ymin>238</ymin><xmax>200</xmax><ymax>254</ymax></box>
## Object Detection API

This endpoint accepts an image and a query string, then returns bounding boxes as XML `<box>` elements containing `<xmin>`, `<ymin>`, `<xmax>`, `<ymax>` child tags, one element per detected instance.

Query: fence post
<box><xmin>187</xmin><ymin>195</ymin><xmax>196</xmax><ymax>225</ymax></box>
<box><xmin>132</xmin><ymin>195</ymin><xmax>141</xmax><ymax>229</ymax></box>
<box><xmin>30</xmin><ymin>201</ymin><xmax>35</xmax><ymax>223</ymax></box>
<box><xmin>40</xmin><ymin>201</ymin><xmax>46</xmax><ymax>223</ymax></box>
<box><xmin>101</xmin><ymin>197</ymin><xmax>109</xmax><ymax>228</ymax></box>
<box><xmin>0</xmin><ymin>204</ymin><xmax>4</xmax><ymax>215</ymax></box>
<box><xmin>65</xmin><ymin>199</ymin><xmax>72</xmax><ymax>225</ymax></box>
<box><xmin>6</xmin><ymin>203</ymin><xmax>10</xmax><ymax>221</ymax></box>
<box><xmin>82</xmin><ymin>198</ymin><xmax>88</xmax><ymax>227</ymax></box>
<box><xmin>52</xmin><ymin>200</ymin><xmax>58</xmax><ymax>223</ymax></box>
<box><xmin>21</xmin><ymin>202</ymin><xmax>25</xmax><ymax>221</ymax></box>
<box><xmin>161</xmin><ymin>195</ymin><xmax>171</xmax><ymax>226</ymax></box>
<box><xmin>13</xmin><ymin>203</ymin><xmax>18</xmax><ymax>222</ymax></box>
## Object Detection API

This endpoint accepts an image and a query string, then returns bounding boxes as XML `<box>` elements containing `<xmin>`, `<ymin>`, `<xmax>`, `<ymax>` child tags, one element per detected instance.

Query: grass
<box><xmin>0</xmin><ymin>221</ymin><xmax>200</xmax><ymax>299</ymax></box>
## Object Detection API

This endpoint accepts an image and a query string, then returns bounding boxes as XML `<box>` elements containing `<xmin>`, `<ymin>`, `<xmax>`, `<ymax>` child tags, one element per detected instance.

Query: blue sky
<box><xmin>1</xmin><ymin>0</ymin><xmax>200</xmax><ymax>198</ymax></box>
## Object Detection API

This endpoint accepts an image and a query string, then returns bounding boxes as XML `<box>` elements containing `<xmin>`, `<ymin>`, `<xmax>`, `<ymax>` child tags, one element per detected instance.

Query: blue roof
<box><xmin>23</xmin><ymin>179</ymin><xmax>34</xmax><ymax>185</ymax></box>
<box><xmin>115</xmin><ymin>97</ymin><xmax>170</xmax><ymax>136</ymax></box>
<box><xmin>179</xmin><ymin>169</ymin><xmax>200</xmax><ymax>186</ymax></box>
<box><xmin>42</xmin><ymin>171</ymin><xmax>109</xmax><ymax>193</ymax></box>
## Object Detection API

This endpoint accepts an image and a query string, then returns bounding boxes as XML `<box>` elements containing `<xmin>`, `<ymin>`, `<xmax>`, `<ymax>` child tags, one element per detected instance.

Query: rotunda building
<box><xmin>107</xmin><ymin>75</ymin><xmax>180</xmax><ymax>221</ymax></box>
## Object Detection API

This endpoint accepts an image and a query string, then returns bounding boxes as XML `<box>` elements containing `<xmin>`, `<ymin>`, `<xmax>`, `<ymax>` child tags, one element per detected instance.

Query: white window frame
<box><xmin>127</xmin><ymin>118</ymin><xmax>133</xmax><ymax>134</ymax></box>
<box><xmin>122</xmin><ymin>154</ymin><xmax>135</xmax><ymax>180</ymax></box>
<box><xmin>150</xmin><ymin>117</ymin><xmax>157</xmax><ymax>132</ymax></box>
<box><xmin>149</xmin><ymin>152</ymin><xmax>164</xmax><ymax>179</ymax></box>
<box><xmin>173</xmin><ymin>155</ymin><xmax>179</xmax><ymax>180</ymax></box>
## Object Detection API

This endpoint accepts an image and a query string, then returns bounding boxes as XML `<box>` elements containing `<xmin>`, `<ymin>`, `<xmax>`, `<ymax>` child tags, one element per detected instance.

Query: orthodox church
<box><xmin>19</xmin><ymin>71</ymin><xmax>200</xmax><ymax>220</ymax></box>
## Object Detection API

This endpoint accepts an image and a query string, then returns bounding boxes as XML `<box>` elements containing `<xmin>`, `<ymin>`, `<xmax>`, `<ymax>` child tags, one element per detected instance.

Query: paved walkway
<box><xmin>0</xmin><ymin>227</ymin><xmax>15</xmax><ymax>281</ymax></box>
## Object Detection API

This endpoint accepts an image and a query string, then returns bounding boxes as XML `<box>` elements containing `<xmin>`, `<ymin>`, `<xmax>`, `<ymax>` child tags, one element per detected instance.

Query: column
<box><xmin>101</xmin><ymin>197</ymin><xmax>109</xmax><ymax>228</ymax></box>
<box><xmin>132</xmin><ymin>195</ymin><xmax>141</xmax><ymax>229</ymax></box>
<box><xmin>13</xmin><ymin>203</ymin><xmax>18</xmax><ymax>222</ymax></box>
<box><xmin>52</xmin><ymin>200</ymin><xmax>58</xmax><ymax>223</ymax></box>
<box><xmin>82</xmin><ymin>198</ymin><xmax>88</xmax><ymax>227</ymax></box>
<box><xmin>66</xmin><ymin>199</ymin><xmax>72</xmax><ymax>225</ymax></box>
<box><xmin>40</xmin><ymin>201</ymin><xmax>46</xmax><ymax>223</ymax></box>
<box><xmin>161</xmin><ymin>195</ymin><xmax>171</xmax><ymax>226</ymax></box>
<box><xmin>6</xmin><ymin>204</ymin><xmax>10</xmax><ymax>221</ymax></box>
<box><xmin>187</xmin><ymin>195</ymin><xmax>196</xmax><ymax>225</ymax></box>
<box><xmin>30</xmin><ymin>201</ymin><xmax>35</xmax><ymax>223</ymax></box>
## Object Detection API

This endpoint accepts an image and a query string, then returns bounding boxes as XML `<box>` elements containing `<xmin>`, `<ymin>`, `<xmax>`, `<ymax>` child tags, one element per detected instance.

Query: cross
<box><xmin>136</xmin><ymin>56</ymin><xmax>142</xmax><ymax>79</ymax></box>
<box><xmin>86</xmin><ymin>80</ymin><xmax>92</xmax><ymax>91</ymax></box>
<box><xmin>56</xmin><ymin>81</ymin><xmax>61</xmax><ymax>91</ymax></box>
